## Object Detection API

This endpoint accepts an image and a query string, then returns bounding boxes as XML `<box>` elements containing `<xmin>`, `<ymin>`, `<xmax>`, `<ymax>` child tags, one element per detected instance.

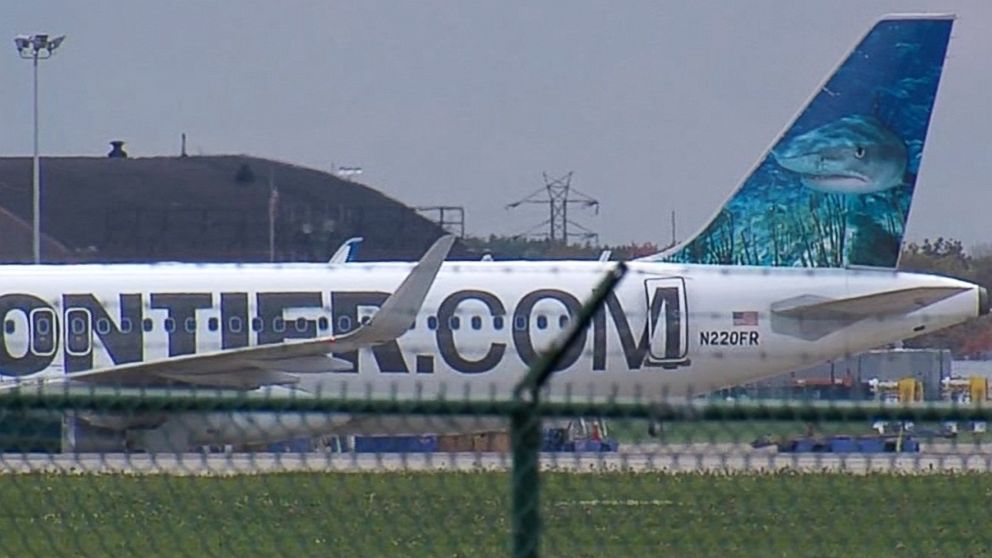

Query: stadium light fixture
<box><xmin>14</xmin><ymin>33</ymin><xmax>66</xmax><ymax>264</ymax></box>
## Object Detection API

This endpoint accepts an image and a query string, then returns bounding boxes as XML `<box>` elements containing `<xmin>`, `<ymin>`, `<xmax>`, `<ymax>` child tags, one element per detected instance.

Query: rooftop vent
<box><xmin>235</xmin><ymin>162</ymin><xmax>255</xmax><ymax>184</ymax></box>
<box><xmin>108</xmin><ymin>140</ymin><xmax>128</xmax><ymax>158</ymax></box>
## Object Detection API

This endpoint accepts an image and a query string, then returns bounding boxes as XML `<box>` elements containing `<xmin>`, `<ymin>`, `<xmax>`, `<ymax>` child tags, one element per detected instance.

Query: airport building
<box><xmin>0</xmin><ymin>149</ymin><xmax>468</xmax><ymax>263</ymax></box>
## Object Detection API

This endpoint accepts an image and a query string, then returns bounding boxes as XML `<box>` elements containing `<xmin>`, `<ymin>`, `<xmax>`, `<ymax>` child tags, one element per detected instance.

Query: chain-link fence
<box><xmin>1</xmin><ymin>391</ymin><xmax>992</xmax><ymax>557</ymax></box>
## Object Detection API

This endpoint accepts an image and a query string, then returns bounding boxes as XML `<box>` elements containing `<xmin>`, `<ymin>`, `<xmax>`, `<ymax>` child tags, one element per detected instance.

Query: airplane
<box><xmin>1</xmin><ymin>13</ymin><xmax>986</xmax><ymax>452</ymax></box>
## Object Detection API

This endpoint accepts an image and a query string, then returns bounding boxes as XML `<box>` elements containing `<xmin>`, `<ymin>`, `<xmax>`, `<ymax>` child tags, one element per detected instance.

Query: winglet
<box><xmin>328</xmin><ymin>237</ymin><xmax>364</xmax><ymax>264</ymax></box>
<box><xmin>344</xmin><ymin>234</ymin><xmax>455</xmax><ymax>344</ymax></box>
<box><xmin>1</xmin><ymin>235</ymin><xmax>456</xmax><ymax>392</ymax></box>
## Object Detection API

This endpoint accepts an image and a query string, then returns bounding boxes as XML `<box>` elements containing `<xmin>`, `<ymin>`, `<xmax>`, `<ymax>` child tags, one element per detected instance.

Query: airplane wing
<box><xmin>770</xmin><ymin>285</ymin><xmax>969</xmax><ymax>340</ymax></box>
<box><xmin>11</xmin><ymin>235</ymin><xmax>455</xmax><ymax>391</ymax></box>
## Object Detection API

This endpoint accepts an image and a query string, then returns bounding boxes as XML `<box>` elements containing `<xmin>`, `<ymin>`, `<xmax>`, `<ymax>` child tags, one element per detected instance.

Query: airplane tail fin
<box><xmin>642</xmin><ymin>15</ymin><xmax>954</xmax><ymax>268</ymax></box>
<box><xmin>328</xmin><ymin>237</ymin><xmax>363</xmax><ymax>264</ymax></box>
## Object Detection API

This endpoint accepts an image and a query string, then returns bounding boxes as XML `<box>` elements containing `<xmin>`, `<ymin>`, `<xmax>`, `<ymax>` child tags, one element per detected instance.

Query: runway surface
<box><xmin>3</xmin><ymin>442</ymin><xmax>992</xmax><ymax>475</ymax></box>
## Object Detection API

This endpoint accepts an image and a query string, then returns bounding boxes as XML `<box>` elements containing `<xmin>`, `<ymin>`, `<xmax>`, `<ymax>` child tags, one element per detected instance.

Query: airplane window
<box><xmin>251</xmin><ymin>317</ymin><xmax>262</xmax><ymax>332</ymax></box>
<box><xmin>493</xmin><ymin>316</ymin><xmax>504</xmax><ymax>330</ymax></box>
<box><xmin>427</xmin><ymin>316</ymin><xmax>437</xmax><ymax>330</ymax></box>
<box><xmin>208</xmin><ymin>317</ymin><xmax>219</xmax><ymax>332</ymax></box>
<box><xmin>65</xmin><ymin>311</ymin><xmax>91</xmax><ymax>354</ymax></box>
<box><xmin>184</xmin><ymin>318</ymin><xmax>197</xmax><ymax>333</ymax></box>
<box><xmin>317</xmin><ymin>317</ymin><xmax>328</xmax><ymax>331</ymax></box>
<box><xmin>295</xmin><ymin>317</ymin><xmax>307</xmax><ymax>332</ymax></box>
<box><xmin>536</xmin><ymin>315</ymin><xmax>548</xmax><ymax>330</ymax></box>
<box><xmin>338</xmin><ymin>316</ymin><xmax>352</xmax><ymax>332</ymax></box>
<box><xmin>4</xmin><ymin>320</ymin><xmax>13</xmax><ymax>334</ymax></box>
<box><xmin>559</xmin><ymin>315</ymin><xmax>569</xmax><ymax>329</ymax></box>
<box><xmin>229</xmin><ymin>317</ymin><xmax>243</xmax><ymax>333</ymax></box>
<box><xmin>120</xmin><ymin>318</ymin><xmax>132</xmax><ymax>333</ymax></box>
<box><xmin>273</xmin><ymin>318</ymin><xmax>285</xmax><ymax>333</ymax></box>
<box><xmin>360</xmin><ymin>316</ymin><xmax>371</xmax><ymax>326</ymax></box>
<box><xmin>164</xmin><ymin>318</ymin><xmax>176</xmax><ymax>333</ymax></box>
<box><xmin>514</xmin><ymin>316</ymin><xmax>527</xmax><ymax>331</ymax></box>
<box><xmin>471</xmin><ymin>316</ymin><xmax>482</xmax><ymax>330</ymax></box>
<box><xmin>142</xmin><ymin>318</ymin><xmax>153</xmax><ymax>332</ymax></box>
<box><xmin>449</xmin><ymin>316</ymin><xmax>460</xmax><ymax>330</ymax></box>
<box><xmin>31</xmin><ymin>312</ymin><xmax>55</xmax><ymax>355</ymax></box>
<box><xmin>96</xmin><ymin>318</ymin><xmax>111</xmax><ymax>335</ymax></box>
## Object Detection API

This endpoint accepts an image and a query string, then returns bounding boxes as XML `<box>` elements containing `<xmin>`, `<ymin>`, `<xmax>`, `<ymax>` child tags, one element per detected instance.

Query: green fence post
<box><xmin>510</xmin><ymin>400</ymin><xmax>542</xmax><ymax>558</ymax></box>
<box><xmin>510</xmin><ymin>262</ymin><xmax>627</xmax><ymax>558</ymax></box>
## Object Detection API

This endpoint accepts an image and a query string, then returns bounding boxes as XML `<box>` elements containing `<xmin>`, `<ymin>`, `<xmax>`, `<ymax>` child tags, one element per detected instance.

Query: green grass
<box><xmin>0</xmin><ymin>472</ymin><xmax>990</xmax><ymax>557</ymax></box>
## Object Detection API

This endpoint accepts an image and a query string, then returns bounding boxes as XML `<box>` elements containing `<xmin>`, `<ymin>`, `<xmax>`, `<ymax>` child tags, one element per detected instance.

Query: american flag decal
<box><xmin>732</xmin><ymin>311</ymin><xmax>758</xmax><ymax>326</ymax></box>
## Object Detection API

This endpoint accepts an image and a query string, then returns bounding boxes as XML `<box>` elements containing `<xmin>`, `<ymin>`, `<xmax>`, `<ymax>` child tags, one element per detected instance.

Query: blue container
<box><xmin>267</xmin><ymin>438</ymin><xmax>313</xmax><ymax>452</ymax></box>
<box><xmin>856</xmin><ymin>438</ymin><xmax>886</xmax><ymax>453</ymax></box>
<box><xmin>792</xmin><ymin>440</ymin><xmax>817</xmax><ymax>452</ymax></box>
<box><xmin>353</xmin><ymin>435</ymin><xmax>438</xmax><ymax>453</ymax></box>
<box><xmin>573</xmin><ymin>439</ymin><xmax>610</xmax><ymax>452</ymax></box>
<box><xmin>829</xmin><ymin>437</ymin><xmax>857</xmax><ymax>453</ymax></box>
<box><xmin>542</xmin><ymin>429</ymin><xmax>570</xmax><ymax>451</ymax></box>
<box><xmin>900</xmin><ymin>438</ymin><xmax>920</xmax><ymax>452</ymax></box>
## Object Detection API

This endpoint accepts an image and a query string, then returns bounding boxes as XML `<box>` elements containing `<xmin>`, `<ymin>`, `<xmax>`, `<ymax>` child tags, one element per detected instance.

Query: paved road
<box><xmin>3</xmin><ymin>446</ymin><xmax>992</xmax><ymax>475</ymax></box>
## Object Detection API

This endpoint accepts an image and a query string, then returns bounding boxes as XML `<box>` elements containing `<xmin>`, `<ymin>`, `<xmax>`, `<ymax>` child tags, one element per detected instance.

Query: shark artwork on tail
<box><xmin>772</xmin><ymin>114</ymin><xmax>908</xmax><ymax>195</ymax></box>
<box><xmin>643</xmin><ymin>16</ymin><xmax>953</xmax><ymax>268</ymax></box>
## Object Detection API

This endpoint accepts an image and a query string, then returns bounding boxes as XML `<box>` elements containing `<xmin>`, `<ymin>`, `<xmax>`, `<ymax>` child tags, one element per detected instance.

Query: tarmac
<box><xmin>2</xmin><ymin>441</ymin><xmax>992</xmax><ymax>475</ymax></box>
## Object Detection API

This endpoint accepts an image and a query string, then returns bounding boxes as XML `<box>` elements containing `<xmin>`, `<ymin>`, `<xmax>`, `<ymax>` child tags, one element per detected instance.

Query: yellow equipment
<box><xmin>969</xmin><ymin>377</ymin><xmax>988</xmax><ymax>403</ymax></box>
<box><xmin>897</xmin><ymin>378</ymin><xmax>923</xmax><ymax>402</ymax></box>
<box><xmin>869</xmin><ymin>377</ymin><xmax>924</xmax><ymax>402</ymax></box>
<box><xmin>939</xmin><ymin>376</ymin><xmax>990</xmax><ymax>403</ymax></box>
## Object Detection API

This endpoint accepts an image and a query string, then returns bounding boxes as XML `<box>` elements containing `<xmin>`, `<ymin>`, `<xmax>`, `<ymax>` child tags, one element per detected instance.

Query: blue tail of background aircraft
<box><xmin>642</xmin><ymin>14</ymin><xmax>954</xmax><ymax>268</ymax></box>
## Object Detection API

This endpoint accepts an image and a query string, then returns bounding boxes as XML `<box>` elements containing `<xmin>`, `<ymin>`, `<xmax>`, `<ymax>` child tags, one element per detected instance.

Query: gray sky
<box><xmin>3</xmin><ymin>1</ymin><xmax>990</xmax><ymax>249</ymax></box>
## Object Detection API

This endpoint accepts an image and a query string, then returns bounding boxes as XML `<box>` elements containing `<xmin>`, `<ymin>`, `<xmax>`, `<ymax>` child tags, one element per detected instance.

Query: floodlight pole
<box><xmin>16</xmin><ymin>34</ymin><xmax>64</xmax><ymax>264</ymax></box>
<box><xmin>31</xmin><ymin>53</ymin><xmax>39</xmax><ymax>264</ymax></box>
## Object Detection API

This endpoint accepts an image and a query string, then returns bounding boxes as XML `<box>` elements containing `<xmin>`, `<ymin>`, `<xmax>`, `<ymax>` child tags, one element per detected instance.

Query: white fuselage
<box><xmin>0</xmin><ymin>260</ymin><xmax>981</xmax><ymax>403</ymax></box>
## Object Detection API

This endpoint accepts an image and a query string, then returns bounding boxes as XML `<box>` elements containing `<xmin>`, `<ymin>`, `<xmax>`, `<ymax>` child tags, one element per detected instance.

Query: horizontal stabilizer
<box><xmin>772</xmin><ymin>286</ymin><xmax>968</xmax><ymax>320</ymax></box>
<box><xmin>770</xmin><ymin>285</ymin><xmax>968</xmax><ymax>341</ymax></box>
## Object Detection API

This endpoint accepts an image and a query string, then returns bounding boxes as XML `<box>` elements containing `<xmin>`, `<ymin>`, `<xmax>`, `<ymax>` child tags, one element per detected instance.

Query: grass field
<box><xmin>1</xmin><ymin>471</ymin><xmax>990</xmax><ymax>557</ymax></box>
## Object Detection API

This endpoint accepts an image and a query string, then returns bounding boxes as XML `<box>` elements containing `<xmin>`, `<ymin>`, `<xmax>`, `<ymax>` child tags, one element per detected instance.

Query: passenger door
<box><xmin>643</xmin><ymin>277</ymin><xmax>689</xmax><ymax>368</ymax></box>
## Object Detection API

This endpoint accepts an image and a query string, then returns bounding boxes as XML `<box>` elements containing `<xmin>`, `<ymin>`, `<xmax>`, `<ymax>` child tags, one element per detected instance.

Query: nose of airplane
<box><xmin>980</xmin><ymin>286</ymin><xmax>990</xmax><ymax>316</ymax></box>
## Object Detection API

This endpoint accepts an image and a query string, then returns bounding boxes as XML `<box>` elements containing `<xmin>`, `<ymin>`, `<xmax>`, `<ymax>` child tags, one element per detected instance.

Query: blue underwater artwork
<box><xmin>654</xmin><ymin>17</ymin><xmax>953</xmax><ymax>268</ymax></box>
